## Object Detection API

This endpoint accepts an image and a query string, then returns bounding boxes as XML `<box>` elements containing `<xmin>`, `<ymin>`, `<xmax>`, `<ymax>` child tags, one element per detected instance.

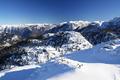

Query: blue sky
<box><xmin>0</xmin><ymin>0</ymin><xmax>120</xmax><ymax>24</ymax></box>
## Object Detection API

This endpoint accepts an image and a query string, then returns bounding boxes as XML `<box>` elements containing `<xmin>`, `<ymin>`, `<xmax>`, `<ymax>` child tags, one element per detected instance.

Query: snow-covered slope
<box><xmin>48</xmin><ymin>20</ymin><xmax>90</xmax><ymax>32</ymax></box>
<box><xmin>0</xmin><ymin>39</ymin><xmax>120</xmax><ymax>80</ymax></box>
<box><xmin>0</xmin><ymin>24</ymin><xmax>56</xmax><ymax>50</ymax></box>
<box><xmin>42</xmin><ymin>31</ymin><xmax>92</xmax><ymax>51</ymax></box>
<box><xmin>18</xmin><ymin>31</ymin><xmax>92</xmax><ymax>64</ymax></box>
<box><xmin>0</xmin><ymin>17</ymin><xmax>119</xmax><ymax>49</ymax></box>
<box><xmin>76</xmin><ymin>20</ymin><xmax>120</xmax><ymax>45</ymax></box>
<box><xmin>0</xmin><ymin>31</ymin><xmax>92</xmax><ymax>70</ymax></box>
<box><xmin>0</xmin><ymin>17</ymin><xmax>120</xmax><ymax>80</ymax></box>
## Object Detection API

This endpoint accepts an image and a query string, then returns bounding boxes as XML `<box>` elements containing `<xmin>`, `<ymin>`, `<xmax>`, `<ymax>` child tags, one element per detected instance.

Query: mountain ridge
<box><xmin>0</xmin><ymin>17</ymin><xmax>120</xmax><ymax>70</ymax></box>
